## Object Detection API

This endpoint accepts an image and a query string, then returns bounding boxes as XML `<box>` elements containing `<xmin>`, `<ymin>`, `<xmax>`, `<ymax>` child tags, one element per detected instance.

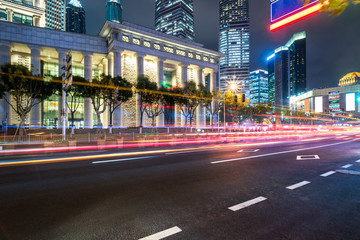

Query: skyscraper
<box><xmin>155</xmin><ymin>0</ymin><xmax>195</xmax><ymax>41</ymax></box>
<box><xmin>267</xmin><ymin>32</ymin><xmax>306</xmax><ymax>107</ymax></box>
<box><xmin>250</xmin><ymin>70</ymin><xmax>268</xmax><ymax>105</ymax></box>
<box><xmin>106</xmin><ymin>0</ymin><xmax>122</xmax><ymax>23</ymax></box>
<box><xmin>45</xmin><ymin>0</ymin><xmax>65</xmax><ymax>31</ymax></box>
<box><xmin>66</xmin><ymin>0</ymin><xmax>86</xmax><ymax>34</ymax></box>
<box><xmin>219</xmin><ymin>0</ymin><xmax>250</xmax><ymax>96</ymax></box>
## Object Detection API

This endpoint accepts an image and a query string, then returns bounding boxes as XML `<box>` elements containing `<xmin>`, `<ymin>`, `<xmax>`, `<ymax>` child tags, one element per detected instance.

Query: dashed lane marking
<box><xmin>139</xmin><ymin>226</ymin><xmax>182</xmax><ymax>240</ymax></box>
<box><xmin>286</xmin><ymin>181</ymin><xmax>311</xmax><ymax>190</ymax></box>
<box><xmin>228</xmin><ymin>196</ymin><xmax>267</xmax><ymax>212</ymax></box>
<box><xmin>92</xmin><ymin>156</ymin><xmax>156</xmax><ymax>164</ymax></box>
<box><xmin>356</xmin><ymin>160</ymin><xmax>360</xmax><ymax>163</ymax></box>
<box><xmin>238</xmin><ymin>149</ymin><xmax>260</xmax><ymax>153</ymax></box>
<box><xmin>342</xmin><ymin>164</ymin><xmax>353</xmax><ymax>169</ymax></box>
<box><xmin>320</xmin><ymin>171</ymin><xmax>336</xmax><ymax>177</ymax></box>
<box><xmin>296</xmin><ymin>155</ymin><xmax>320</xmax><ymax>160</ymax></box>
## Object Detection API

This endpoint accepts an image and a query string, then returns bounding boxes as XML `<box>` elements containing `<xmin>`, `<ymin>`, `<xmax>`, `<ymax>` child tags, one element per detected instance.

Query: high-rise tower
<box><xmin>219</xmin><ymin>0</ymin><xmax>250</xmax><ymax>95</ymax></box>
<box><xmin>66</xmin><ymin>0</ymin><xmax>86</xmax><ymax>34</ymax></box>
<box><xmin>106</xmin><ymin>0</ymin><xmax>122</xmax><ymax>23</ymax></box>
<box><xmin>155</xmin><ymin>0</ymin><xmax>195</xmax><ymax>41</ymax></box>
<box><xmin>45</xmin><ymin>0</ymin><xmax>65</xmax><ymax>31</ymax></box>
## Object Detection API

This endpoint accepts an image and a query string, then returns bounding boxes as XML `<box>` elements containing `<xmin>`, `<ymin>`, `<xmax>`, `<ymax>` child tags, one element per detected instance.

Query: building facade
<box><xmin>339</xmin><ymin>72</ymin><xmax>360</xmax><ymax>86</ymax></box>
<box><xmin>219</xmin><ymin>0</ymin><xmax>250</xmax><ymax>96</ymax></box>
<box><xmin>267</xmin><ymin>31</ymin><xmax>306</xmax><ymax>108</ymax></box>
<box><xmin>249</xmin><ymin>70</ymin><xmax>268</xmax><ymax>105</ymax></box>
<box><xmin>155</xmin><ymin>0</ymin><xmax>195</xmax><ymax>41</ymax></box>
<box><xmin>45</xmin><ymin>0</ymin><xmax>65</xmax><ymax>31</ymax></box>
<box><xmin>66</xmin><ymin>0</ymin><xmax>85</xmax><ymax>34</ymax></box>
<box><xmin>0</xmin><ymin>20</ymin><xmax>222</xmax><ymax>128</ymax></box>
<box><xmin>0</xmin><ymin>0</ymin><xmax>45</xmax><ymax>27</ymax></box>
<box><xmin>106</xmin><ymin>0</ymin><xmax>122</xmax><ymax>23</ymax></box>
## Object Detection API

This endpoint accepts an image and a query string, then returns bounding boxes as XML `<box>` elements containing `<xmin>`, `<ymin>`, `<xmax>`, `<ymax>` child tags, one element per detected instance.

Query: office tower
<box><xmin>0</xmin><ymin>0</ymin><xmax>45</xmax><ymax>27</ymax></box>
<box><xmin>155</xmin><ymin>0</ymin><xmax>195</xmax><ymax>41</ymax></box>
<box><xmin>250</xmin><ymin>70</ymin><xmax>268</xmax><ymax>105</ymax></box>
<box><xmin>219</xmin><ymin>0</ymin><xmax>250</xmax><ymax>95</ymax></box>
<box><xmin>267</xmin><ymin>31</ymin><xmax>306</xmax><ymax>107</ymax></box>
<box><xmin>106</xmin><ymin>0</ymin><xmax>122</xmax><ymax>23</ymax></box>
<box><xmin>287</xmin><ymin>32</ymin><xmax>306</xmax><ymax>96</ymax></box>
<box><xmin>45</xmin><ymin>0</ymin><xmax>65</xmax><ymax>30</ymax></box>
<box><xmin>66</xmin><ymin>0</ymin><xmax>86</xmax><ymax>34</ymax></box>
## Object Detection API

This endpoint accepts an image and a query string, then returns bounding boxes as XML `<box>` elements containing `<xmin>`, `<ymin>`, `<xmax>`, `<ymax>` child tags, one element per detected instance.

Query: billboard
<box><xmin>270</xmin><ymin>0</ymin><xmax>324</xmax><ymax>31</ymax></box>
<box><xmin>315</xmin><ymin>96</ymin><xmax>323</xmax><ymax>113</ymax></box>
<box><xmin>346</xmin><ymin>93</ymin><xmax>356</xmax><ymax>111</ymax></box>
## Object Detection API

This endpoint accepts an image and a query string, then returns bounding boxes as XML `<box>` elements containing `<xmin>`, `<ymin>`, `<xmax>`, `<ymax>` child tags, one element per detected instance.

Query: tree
<box><xmin>81</xmin><ymin>75</ymin><xmax>110</xmax><ymax>130</ymax></box>
<box><xmin>205</xmin><ymin>90</ymin><xmax>221</xmax><ymax>126</ymax></box>
<box><xmin>66</xmin><ymin>76</ymin><xmax>87</xmax><ymax>128</ymax></box>
<box><xmin>175</xmin><ymin>81</ymin><xmax>210</xmax><ymax>126</ymax></box>
<box><xmin>160</xmin><ymin>86</ymin><xmax>180</xmax><ymax>126</ymax></box>
<box><xmin>0</xmin><ymin>63</ymin><xmax>54</xmax><ymax>136</ymax></box>
<box><xmin>136</xmin><ymin>75</ymin><xmax>159</xmax><ymax>128</ymax></box>
<box><xmin>107</xmin><ymin>76</ymin><xmax>133</xmax><ymax>131</ymax></box>
<box><xmin>302</xmin><ymin>0</ymin><xmax>360</xmax><ymax>15</ymax></box>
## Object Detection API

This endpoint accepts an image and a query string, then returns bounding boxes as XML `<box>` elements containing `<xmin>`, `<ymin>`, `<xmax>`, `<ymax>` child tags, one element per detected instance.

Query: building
<box><xmin>155</xmin><ymin>0</ymin><xmax>195</xmax><ymax>41</ymax></box>
<box><xmin>219</xmin><ymin>0</ymin><xmax>250</xmax><ymax>96</ymax></box>
<box><xmin>66</xmin><ymin>0</ymin><xmax>85</xmax><ymax>34</ymax></box>
<box><xmin>0</xmin><ymin>0</ymin><xmax>45</xmax><ymax>27</ymax></box>
<box><xmin>106</xmin><ymin>0</ymin><xmax>122</xmax><ymax>23</ymax></box>
<box><xmin>0</xmin><ymin>20</ymin><xmax>222</xmax><ymax>129</ymax></box>
<box><xmin>290</xmin><ymin>85</ymin><xmax>360</xmax><ymax>115</ymax></box>
<box><xmin>45</xmin><ymin>0</ymin><xmax>65</xmax><ymax>31</ymax></box>
<box><xmin>267</xmin><ymin>31</ymin><xmax>306</xmax><ymax>108</ymax></box>
<box><xmin>249</xmin><ymin>70</ymin><xmax>268</xmax><ymax>105</ymax></box>
<box><xmin>339</xmin><ymin>72</ymin><xmax>360</xmax><ymax>86</ymax></box>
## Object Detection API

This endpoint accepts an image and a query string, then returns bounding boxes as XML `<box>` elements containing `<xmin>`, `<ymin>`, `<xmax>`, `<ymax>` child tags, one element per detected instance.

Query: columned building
<box><xmin>0</xmin><ymin>20</ymin><xmax>222</xmax><ymax>128</ymax></box>
<box><xmin>155</xmin><ymin>0</ymin><xmax>195</xmax><ymax>41</ymax></box>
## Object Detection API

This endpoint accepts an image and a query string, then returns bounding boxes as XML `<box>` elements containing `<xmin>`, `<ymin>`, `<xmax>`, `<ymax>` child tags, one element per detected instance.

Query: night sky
<box><xmin>80</xmin><ymin>0</ymin><xmax>360</xmax><ymax>90</ymax></box>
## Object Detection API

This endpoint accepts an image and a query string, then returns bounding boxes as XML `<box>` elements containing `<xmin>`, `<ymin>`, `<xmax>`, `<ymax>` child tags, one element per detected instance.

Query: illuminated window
<box><xmin>0</xmin><ymin>9</ymin><xmax>7</xmax><ymax>20</ymax></box>
<box><xmin>144</xmin><ymin>41</ymin><xmax>151</xmax><ymax>48</ymax></box>
<box><xmin>188</xmin><ymin>52</ymin><xmax>194</xmax><ymax>58</ymax></box>
<box><xmin>154</xmin><ymin>44</ymin><xmax>161</xmax><ymax>50</ymax></box>
<box><xmin>13</xmin><ymin>12</ymin><xmax>33</xmax><ymax>26</ymax></box>
<box><xmin>176</xmin><ymin>49</ymin><xmax>186</xmax><ymax>56</ymax></box>
<box><xmin>164</xmin><ymin>46</ymin><xmax>174</xmax><ymax>53</ymax></box>
<box><xmin>122</xmin><ymin>35</ymin><xmax>129</xmax><ymax>42</ymax></box>
<box><xmin>210</xmin><ymin>58</ymin><xmax>215</xmax><ymax>63</ymax></box>
<box><xmin>203</xmin><ymin>56</ymin><xmax>209</xmax><ymax>62</ymax></box>
<box><xmin>196</xmin><ymin>55</ymin><xmax>201</xmax><ymax>60</ymax></box>
<box><xmin>133</xmin><ymin>38</ymin><xmax>140</xmax><ymax>45</ymax></box>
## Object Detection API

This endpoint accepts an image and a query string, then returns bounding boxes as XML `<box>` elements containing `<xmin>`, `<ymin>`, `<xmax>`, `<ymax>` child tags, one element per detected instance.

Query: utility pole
<box><xmin>61</xmin><ymin>50</ymin><xmax>72</xmax><ymax>141</ymax></box>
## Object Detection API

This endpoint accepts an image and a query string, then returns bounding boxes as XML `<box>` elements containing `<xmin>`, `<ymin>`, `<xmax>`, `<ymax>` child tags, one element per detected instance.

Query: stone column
<box><xmin>137</xmin><ymin>53</ymin><xmax>145</xmax><ymax>127</ymax></box>
<box><xmin>181</xmin><ymin>64</ymin><xmax>188</xmax><ymax>86</ymax></box>
<box><xmin>107</xmin><ymin>53</ymin><xmax>113</xmax><ymax>77</ymax></box>
<box><xmin>30</xmin><ymin>46</ymin><xmax>41</xmax><ymax>127</ymax></box>
<box><xmin>113</xmin><ymin>50</ymin><xmax>121</xmax><ymax>77</ymax></box>
<box><xmin>84</xmin><ymin>53</ymin><xmax>93</xmax><ymax>129</ymax></box>
<box><xmin>0</xmin><ymin>43</ymin><xmax>11</xmax><ymax>126</ymax></box>
<box><xmin>211</xmin><ymin>71</ymin><xmax>218</xmax><ymax>91</ymax></box>
<box><xmin>157</xmin><ymin>58</ymin><xmax>165</xmax><ymax>127</ymax></box>
<box><xmin>112</xmin><ymin>51</ymin><xmax>122</xmax><ymax>127</ymax></box>
<box><xmin>197</xmin><ymin>67</ymin><xmax>205</xmax><ymax>127</ymax></box>
<box><xmin>6</xmin><ymin>9</ymin><xmax>13</xmax><ymax>22</ymax></box>
<box><xmin>103</xmin><ymin>57</ymin><xmax>108</xmax><ymax>76</ymax></box>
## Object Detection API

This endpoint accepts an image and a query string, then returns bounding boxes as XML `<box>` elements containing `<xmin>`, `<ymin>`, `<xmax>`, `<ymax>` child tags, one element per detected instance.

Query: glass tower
<box><xmin>66</xmin><ymin>0</ymin><xmax>86</xmax><ymax>34</ymax></box>
<box><xmin>250</xmin><ymin>70</ymin><xmax>268</xmax><ymax>105</ymax></box>
<box><xmin>155</xmin><ymin>0</ymin><xmax>195</xmax><ymax>41</ymax></box>
<box><xmin>45</xmin><ymin>0</ymin><xmax>65</xmax><ymax>31</ymax></box>
<box><xmin>106</xmin><ymin>0</ymin><xmax>122</xmax><ymax>23</ymax></box>
<box><xmin>219</xmin><ymin>0</ymin><xmax>250</xmax><ymax>95</ymax></box>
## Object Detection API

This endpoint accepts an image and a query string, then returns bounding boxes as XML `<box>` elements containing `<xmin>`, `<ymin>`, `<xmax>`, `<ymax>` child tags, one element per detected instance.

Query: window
<box><xmin>164</xmin><ymin>46</ymin><xmax>174</xmax><ymax>53</ymax></box>
<box><xmin>176</xmin><ymin>49</ymin><xmax>186</xmax><ymax>56</ymax></box>
<box><xmin>144</xmin><ymin>41</ymin><xmax>151</xmax><ymax>48</ymax></box>
<box><xmin>188</xmin><ymin>52</ymin><xmax>194</xmax><ymax>58</ymax></box>
<box><xmin>13</xmin><ymin>13</ymin><xmax>33</xmax><ymax>26</ymax></box>
<box><xmin>0</xmin><ymin>9</ymin><xmax>7</xmax><ymax>20</ymax></box>
<box><xmin>122</xmin><ymin>35</ymin><xmax>129</xmax><ymax>42</ymax></box>
<box><xmin>154</xmin><ymin>44</ymin><xmax>161</xmax><ymax>50</ymax></box>
<box><xmin>196</xmin><ymin>55</ymin><xmax>201</xmax><ymax>60</ymax></box>
<box><xmin>133</xmin><ymin>38</ymin><xmax>140</xmax><ymax>45</ymax></box>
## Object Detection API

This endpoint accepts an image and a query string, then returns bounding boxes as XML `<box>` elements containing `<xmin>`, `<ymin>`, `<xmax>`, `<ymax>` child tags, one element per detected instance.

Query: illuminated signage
<box><xmin>346</xmin><ymin>93</ymin><xmax>356</xmax><ymax>111</ymax></box>
<box><xmin>315</xmin><ymin>96</ymin><xmax>323</xmax><ymax>113</ymax></box>
<box><xmin>270</xmin><ymin>0</ymin><xmax>327</xmax><ymax>31</ymax></box>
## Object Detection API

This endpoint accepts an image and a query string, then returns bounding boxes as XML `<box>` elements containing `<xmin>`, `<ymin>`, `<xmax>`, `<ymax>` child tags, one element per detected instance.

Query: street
<box><xmin>1</xmin><ymin>135</ymin><xmax>360</xmax><ymax>240</ymax></box>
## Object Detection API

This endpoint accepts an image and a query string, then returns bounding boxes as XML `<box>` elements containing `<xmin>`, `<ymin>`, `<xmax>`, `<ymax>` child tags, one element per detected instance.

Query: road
<box><xmin>0</xmin><ymin>134</ymin><xmax>360</xmax><ymax>240</ymax></box>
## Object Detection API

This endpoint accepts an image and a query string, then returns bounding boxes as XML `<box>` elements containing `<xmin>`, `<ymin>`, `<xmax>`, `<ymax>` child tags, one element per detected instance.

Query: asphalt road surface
<box><xmin>1</xmin><ymin>135</ymin><xmax>360</xmax><ymax>240</ymax></box>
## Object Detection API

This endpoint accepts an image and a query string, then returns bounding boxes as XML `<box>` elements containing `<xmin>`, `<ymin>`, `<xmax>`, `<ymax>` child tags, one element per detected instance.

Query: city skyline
<box><xmin>77</xmin><ymin>0</ymin><xmax>360</xmax><ymax>91</ymax></box>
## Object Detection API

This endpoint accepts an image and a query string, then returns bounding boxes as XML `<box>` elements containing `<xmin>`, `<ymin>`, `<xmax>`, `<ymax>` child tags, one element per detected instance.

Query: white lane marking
<box><xmin>0</xmin><ymin>146</ymin><xmax>3</xmax><ymax>151</ymax></box>
<box><xmin>356</xmin><ymin>160</ymin><xmax>360</xmax><ymax>163</ymax></box>
<box><xmin>166</xmin><ymin>149</ymin><xmax>214</xmax><ymax>155</ymax></box>
<box><xmin>228</xmin><ymin>196</ymin><xmax>267</xmax><ymax>212</ymax></box>
<box><xmin>238</xmin><ymin>149</ymin><xmax>260</xmax><ymax>153</ymax></box>
<box><xmin>296</xmin><ymin>155</ymin><xmax>320</xmax><ymax>160</ymax></box>
<box><xmin>320</xmin><ymin>171</ymin><xmax>336</xmax><ymax>177</ymax></box>
<box><xmin>92</xmin><ymin>156</ymin><xmax>155</xmax><ymax>164</ymax></box>
<box><xmin>139</xmin><ymin>226</ymin><xmax>182</xmax><ymax>240</ymax></box>
<box><xmin>342</xmin><ymin>164</ymin><xmax>353</xmax><ymax>169</ymax></box>
<box><xmin>286</xmin><ymin>181</ymin><xmax>311</xmax><ymax>190</ymax></box>
<box><xmin>211</xmin><ymin>140</ymin><xmax>356</xmax><ymax>164</ymax></box>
